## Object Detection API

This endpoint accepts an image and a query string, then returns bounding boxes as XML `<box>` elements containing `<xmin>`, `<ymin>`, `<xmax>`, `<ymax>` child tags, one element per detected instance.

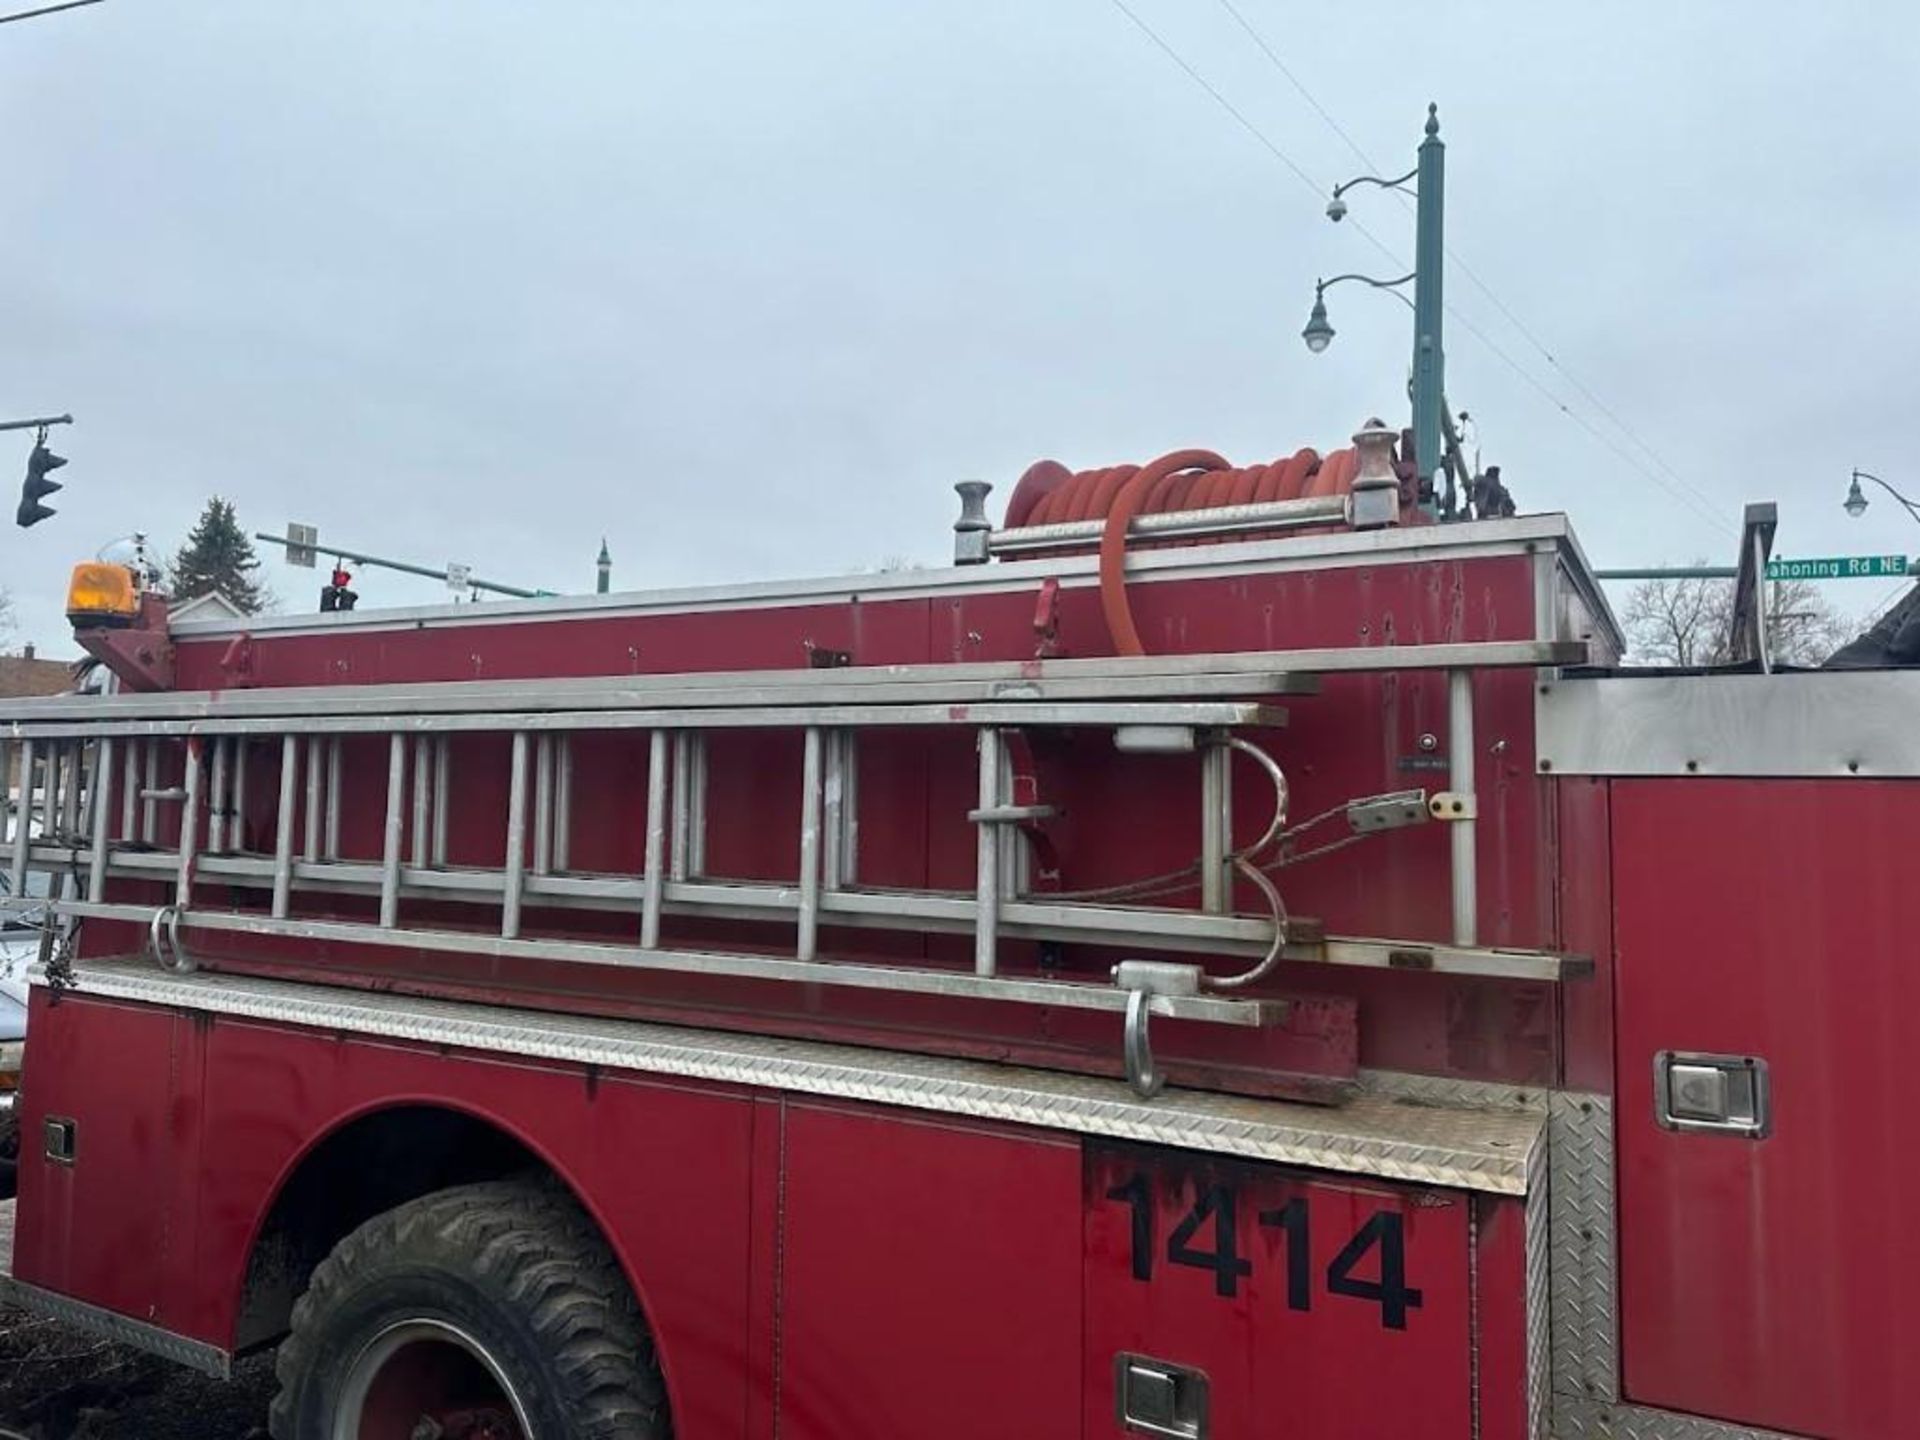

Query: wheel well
<box><xmin>235</xmin><ymin>1105</ymin><xmax>550</xmax><ymax>1352</ymax></box>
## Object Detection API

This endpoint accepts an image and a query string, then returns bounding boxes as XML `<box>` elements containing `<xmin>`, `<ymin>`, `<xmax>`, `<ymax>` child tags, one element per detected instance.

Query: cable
<box><xmin>1108</xmin><ymin>0</ymin><xmax>1324</xmax><ymax>200</ymax></box>
<box><xmin>1210</xmin><ymin>0</ymin><xmax>1728</xmax><ymax>532</ymax></box>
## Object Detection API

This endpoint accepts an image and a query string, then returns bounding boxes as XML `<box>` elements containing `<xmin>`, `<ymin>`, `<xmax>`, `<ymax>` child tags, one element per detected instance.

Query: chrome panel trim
<box><xmin>1537</xmin><ymin>671</ymin><xmax>1920</xmax><ymax>778</ymax></box>
<box><xmin>45</xmin><ymin>961</ymin><xmax>1544</xmax><ymax>1194</ymax></box>
<box><xmin>0</xmin><ymin>1276</ymin><xmax>232</xmax><ymax>1380</ymax></box>
<box><xmin>164</xmin><ymin>515</ymin><xmax>1594</xmax><ymax>640</ymax></box>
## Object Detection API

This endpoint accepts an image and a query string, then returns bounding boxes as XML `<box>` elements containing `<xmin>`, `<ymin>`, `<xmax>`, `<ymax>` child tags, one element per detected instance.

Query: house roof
<box><xmin>0</xmin><ymin>655</ymin><xmax>74</xmax><ymax>699</ymax></box>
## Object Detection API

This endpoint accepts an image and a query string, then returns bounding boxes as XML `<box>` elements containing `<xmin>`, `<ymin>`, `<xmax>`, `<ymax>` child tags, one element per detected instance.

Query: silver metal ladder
<box><xmin>2</xmin><ymin>641</ymin><xmax>1589</xmax><ymax>1094</ymax></box>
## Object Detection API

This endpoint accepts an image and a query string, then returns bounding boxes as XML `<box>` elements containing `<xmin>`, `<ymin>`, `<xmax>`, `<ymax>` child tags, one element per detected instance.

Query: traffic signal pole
<box><xmin>254</xmin><ymin>531</ymin><xmax>543</xmax><ymax>599</ymax></box>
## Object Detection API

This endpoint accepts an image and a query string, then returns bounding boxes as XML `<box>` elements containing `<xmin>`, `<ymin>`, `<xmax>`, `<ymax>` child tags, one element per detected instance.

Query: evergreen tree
<box><xmin>170</xmin><ymin>497</ymin><xmax>270</xmax><ymax>613</ymax></box>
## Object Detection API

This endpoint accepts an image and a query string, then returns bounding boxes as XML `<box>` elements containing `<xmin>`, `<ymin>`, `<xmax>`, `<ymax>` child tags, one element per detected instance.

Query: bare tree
<box><xmin>0</xmin><ymin>586</ymin><xmax>13</xmax><ymax>647</ymax></box>
<box><xmin>1622</xmin><ymin>571</ymin><xmax>1854</xmax><ymax>666</ymax></box>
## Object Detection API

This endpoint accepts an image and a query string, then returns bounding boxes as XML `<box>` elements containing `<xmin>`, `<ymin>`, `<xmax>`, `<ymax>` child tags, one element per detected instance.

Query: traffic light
<box><xmin>319</xmin><ymin>566</ymin><xmax>358</xmax><ymax>613</ymax></box>
<box><xmin>16</xmin><ymin>440</ymin><xmax>66</xmax><ymax>528</ymax></box>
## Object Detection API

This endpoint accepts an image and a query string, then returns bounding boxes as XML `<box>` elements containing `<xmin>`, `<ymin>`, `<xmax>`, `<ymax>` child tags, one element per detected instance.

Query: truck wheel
<box><xmin>270</xmin><ymin>1177</ymin><xmax>668</xmax><ymax>1440</ymax></box>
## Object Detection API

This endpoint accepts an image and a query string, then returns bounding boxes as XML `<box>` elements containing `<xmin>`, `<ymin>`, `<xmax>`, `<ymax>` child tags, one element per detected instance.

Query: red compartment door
<box><xmin>1084</xmin><ymin>1143</ymin><xmax>1472</xmax><ymax>1439</ymax></box>
<box><xmin>1614</xmin><ymin>779</ymin><xmax>1920</xmax><ymax>1437</ymax></box>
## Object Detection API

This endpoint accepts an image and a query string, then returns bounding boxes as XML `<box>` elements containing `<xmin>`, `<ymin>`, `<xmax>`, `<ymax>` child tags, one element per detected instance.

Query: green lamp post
<box><xmin>1304</xmin><ymin>103</ymin><xmax>1446</xmax><ymax>516</ymax></box>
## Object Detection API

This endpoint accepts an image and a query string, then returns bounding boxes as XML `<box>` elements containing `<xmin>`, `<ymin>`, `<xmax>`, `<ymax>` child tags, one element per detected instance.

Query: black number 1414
<box><xmin>1105</xmin><ymin>1176</ymin><xmax>1424</xmax><ymax>1331</ymax></box>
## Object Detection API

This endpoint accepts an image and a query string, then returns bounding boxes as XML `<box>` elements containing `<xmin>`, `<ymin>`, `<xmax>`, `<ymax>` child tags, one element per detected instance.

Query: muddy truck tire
<box><xmin>270</xmin><ymin>1177</ymin><xmax>669</xmax><ymax>1440</ymax></box>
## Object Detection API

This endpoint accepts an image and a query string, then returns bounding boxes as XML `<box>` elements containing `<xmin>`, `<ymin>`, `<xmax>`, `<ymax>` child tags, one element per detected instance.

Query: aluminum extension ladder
<box><xmin>1</xmin><ymin>642</ymin><xmax>1587</xmax><ymax>1094</ymax></box>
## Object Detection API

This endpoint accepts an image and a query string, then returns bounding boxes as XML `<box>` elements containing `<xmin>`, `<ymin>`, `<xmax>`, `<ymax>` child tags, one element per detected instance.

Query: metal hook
<box><xmin>148</xmin><ymin>904</ymin><xmax>195</xmax><ymax>974</ymax></box>
<box><xmin>1123</xmin><ymin>988</ymin><xmax>1165</xmax><ymax>1098</ymax></box>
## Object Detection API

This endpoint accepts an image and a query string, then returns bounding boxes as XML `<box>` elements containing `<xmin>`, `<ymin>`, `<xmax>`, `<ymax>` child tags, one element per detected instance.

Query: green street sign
<box><xmin>1765</xmin><ymin>554</ymin><xmax>1911</xmax><ymax>581</ymax></box>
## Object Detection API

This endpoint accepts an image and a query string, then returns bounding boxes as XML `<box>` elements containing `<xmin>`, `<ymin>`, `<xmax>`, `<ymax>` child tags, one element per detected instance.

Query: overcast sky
<box><xmin>2</xmin><ymin>1</ymin><xmax>1916</xmax><ymax>653</ymax></box>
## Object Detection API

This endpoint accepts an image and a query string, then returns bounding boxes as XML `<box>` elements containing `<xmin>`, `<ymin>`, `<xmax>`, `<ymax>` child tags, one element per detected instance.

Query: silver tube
<box><xmin>502</xmin><ymin>732</ymin><xmax>530</xmax><ymax>939</ymax></box>
<box><xmin>325</xmin><ymin>736</ymin><xmax>343</xmax><ymax>859</ymax></box>
<box><xmin>88</xmin><ymin>737</ymin><xmax>116</xmax><ymax>900</ymax></box>
<box><xmin>797</xmin><ymin>726</ymin><xmax>823</xmax><ymax>962</ymax></box>
<box><xmin>207</xmin><ymin>736</ymin><xmax>230</xmax><ymax>854</ymax></box>
<box><xmin>120</xmin><ymin>738</ymin><xmax>138</xmax><ymax>841</ymax></box>
<box><xmin>379</xmin><ymin>733</ymin><xmax>406</xmax><ymax>928</ymax></box>
<box><xmin>553</xmin><ymin>734</ymin><xmax>572</xmax><ymax>873</ymax></box>
<box><xmin>974</xmin><ymin>727</ymin><xmax>1001</xmax><ymax>977</ymax></box>
<box><xmin>1200</xmin><ymin>741</ymin><xmax>1226</xmax><ymax>912</ymax></box>
<box><xmin>641</xmin><ymin>730</ymin><xmax>668</xmax><ymax>949</ymax></box>
<box><xmin>58</xmin><ymin>741</ymin><xmax>81</xmax><ymax>840</ymax></box>
<box><xmin>232</xmin><ymin>738</ymin><xmax>250</xmax><ymax>852</ymax></box>
<box><xmin>431</xmin><ymin>736</ymin><xmax>450</xmax><ymax>866</ymax></box>
<box><xmin>0</xmin><ymin>740</ymin><xmax>10</xmax><ymax>850</ymax></box>
<box><xmin>1448</xmin><ymin>668</ymin><xmax>1478</xmax><ymax>947</ymax></box>
<box><xmin>838</xmin><ymin>731</ymin><xmax>859</xmax><ymax>887</ymax></box>
<box><xmin>822</xmin><ymin>729</ymin><xmax>845</xmax><ymax>891</ymax></box>
<box><xmin>142</xmin><ymin>740</ymin><xmax>160</xmax><ymax>843</ymax></box>
<box><xmin>532</xmin><ymin>734</ymin><xmax>553</xmax><ymax>876</ymax></box>
<box><xmin>411</xmin><ymin>734</ymin><xmax>432</xmax><ymax>868</ymax></box>
<box><xmin>304</xmin><ymin>735</ymin><xmax>324</xmax><ymax>861</ymax></box>
<box><xmin>40</xmin><ymin>744</ymin><xmax>59</xmax><ymax>843</ymax></box>
<box><xmin>670</xmin><ymin>733</ymin><xmax>706</xmax><ymax>880</ymax></box>
<box><xmin>177</xmin><ymin>737</ymin><xmax>203</xmax><ymax>906</ymax></box>
<box><xmin>272</xmin><ymin>735</ymin><xmax>298</xmax><ymax>918</ymax></box>
<box><xmin>9</xmin><ymin>739</ymin><xmax>34</xmax><ymax>900</ymax></box>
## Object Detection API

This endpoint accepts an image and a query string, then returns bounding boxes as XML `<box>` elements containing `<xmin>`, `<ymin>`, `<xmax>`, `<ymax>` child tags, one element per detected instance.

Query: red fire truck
<box><xmin>0</xmin><ymin>425</ymin><xmax>1910</xmax><ymax>1439</ymax></box>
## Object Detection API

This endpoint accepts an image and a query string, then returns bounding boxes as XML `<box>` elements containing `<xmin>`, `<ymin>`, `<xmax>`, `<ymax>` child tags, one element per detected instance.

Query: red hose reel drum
<box><xmin>1002</xmin><ymin>438</ymin><xmax>1416</xmax><ymax>656</ymax></box>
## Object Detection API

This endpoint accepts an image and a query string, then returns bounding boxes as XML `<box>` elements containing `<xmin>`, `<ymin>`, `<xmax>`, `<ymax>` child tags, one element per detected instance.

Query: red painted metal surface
<box><xmin>148</xmin><ymin>548</ymin><xmax>1562</xmax><ymax>1093</ymax></box>
<box><xmin>1471</xmin><ymin>1195</ymin><xmax>1533</xmax><ymax>1440</ymax></box>
<box><xmin>16</xmin><ymin>992</ymin><xmax>1522</xmax><ymax>1438</ymax></box>
<box><xmin>1083</xmin><ymin>1143</ymin><xmax>1473</xmax><ymax>1438</ymax></box>
<box><xmin>1613</xmin><ymin>779</ymin><xmax>1920</xmax><ymax>1438</ymax></box>
<box><xmin>18</xmin><ymin>996</ymin><xmax>760</xmax><ymax>1440</ymax></box>
<box><xmin>776</xmin><ymin>1104</ymin><xmax>1082</xmax><ymax>1439</ymax></box>
<box><xmin>1554</xmin><ymin>774</ymin><xmax>1613</xmax><ymax>1091</ymax></box>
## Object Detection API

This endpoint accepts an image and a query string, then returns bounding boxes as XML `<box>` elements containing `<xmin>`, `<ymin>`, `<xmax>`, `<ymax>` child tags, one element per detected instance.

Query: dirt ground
<box><xmin>0</xmin><ymin>1303</ymin><xmax>275</xmax><ymax>1440</ymax></box>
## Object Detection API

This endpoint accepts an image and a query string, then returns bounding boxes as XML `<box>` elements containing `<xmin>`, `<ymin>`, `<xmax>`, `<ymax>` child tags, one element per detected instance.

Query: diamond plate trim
<box><xmin>1526</xmin><ymin>1127</ymin><xmax>1551</xmax><ymax>1440</ymax></box>
<box><xmin>1360</xmin><ymin>1067</ymin><xmax>1550</xmax><ymax>1113</ymax></box>
<box><xmin>0</xmin><ymin>1277</ymin><xmax>231</xmax><ymax>1379</ymax></box>
<box><xmin>1551</xmin><ymin>1394</ymin><xmax>1810</xmax><ymax>1440</ymax></box>
<box><xmin>53</xmin><ymin>961</ymin><xmax>1544</xmax><ymax>1194</ymax></box>
<box><xmin>1550</xmin><ymin>1092</ymin><xmax>1616</xmax><ymax>1402</ymax></box>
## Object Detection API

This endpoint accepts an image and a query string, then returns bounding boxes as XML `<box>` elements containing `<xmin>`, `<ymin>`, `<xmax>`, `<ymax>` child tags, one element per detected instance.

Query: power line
<box><xmin>1107</xmin><ymin>0</ymin><xmax>1323</xmax><ymax>200</ymax></box>
<box><xmin>0</xmin><ymin>0</ymin><xmax>103</xmax><ymax>26</ymax></box>
<box><xmin>1213</xmin><ymin>0</ymin><xmax>1724</xmax><ymax>522</ymax></box>
<box><xmin>1109</xmin><ymin>0</ymin><xmax>1729</xmax><ymax>537</ymax></box>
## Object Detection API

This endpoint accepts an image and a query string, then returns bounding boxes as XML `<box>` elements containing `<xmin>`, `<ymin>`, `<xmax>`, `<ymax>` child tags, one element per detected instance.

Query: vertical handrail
<box><xmin>1448</xmin><ymin>668</ymin><xmax>1478</xmax><ymax>947</ymax></box>
<box><xmin>304</xmin><ymin>735</ymin><xmax>324</xmax><ymax>861</ymax></box>
<box><xmin>975</xmin><ymin>727</ymin><xmax>1002</xmax><ymax>977</ymax></box>
<box><xmin>410</xmin><ymin>734</ymin><xmax>432</xmax><ymax>869</ymax></box>
<box><xmin>553</xmin><ymin>734</ymin><xmax>573</xmax><ymax>873</ymax></box>
<box><xmin>87</xmin><ymin>736</ymin><xmax>116</xmax><ymax>901</ymax></box>
<box><xmin>641</xmin><ymin>730</ymin><xmax>669</xmax><ymax>949</ymax></box>
<box><xmin>141</xmin><ymin>739</ymin><xmax>159</xmax><ymax>844</ymax></box>
<box><xmin>119</xmin><ymin>738</ymin><xmax>138</xmax><ymax>843</ymax></box>
<box><xmin>232</xmin><ymin>738</ymin><xmax>250</xmax><ymax>852</ymax></box>
<box><xmin>9</xmin><ymin>739</ymin><xmax>34</xmax><ymax>902</ymax></box>
<box><xmin>533</xmin><ymin>734</ymin><xmax>554</xmax><ymax>876</ymax></box>
<box><xmin>207</xmin><ymin>736</ymin><xmax>230</xmax><ymax>854</ymax></box>
<box><xmin>797</xmin><ymin>726</ymin><xmax>823</xmax><ymax>962</ymax></box>
<box><xmin>58</xmin><ymin>740</ymin><xmax>81</xmax><ymax>840</ymax></box>
<box><xmin>272</xmin><ymin>735</ymin><xmax>298</xmax><ymax>918</ymax></box>
<box><xmin>430</xmin><ymin>736</ymin><xmax>450</xmax><ymax>866</ymax></box>
<box><xmin>177</xmin><ymin>737</ymin><xmax>204</xmax><ymax>908</ymax></box>
<box><xmin>379</xmin><ymin>733</ymin><xmax>407</xmax><ymax>928</ymax></box>
<box><xmin>502</xmin><ymin>731</ymin><xmax>530</xmax><ymax>939</ymax></box>
<box><xmin>324</xmin><ymin>736</ymin><xmax>343</xmax><ymax>859</ymax></box>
